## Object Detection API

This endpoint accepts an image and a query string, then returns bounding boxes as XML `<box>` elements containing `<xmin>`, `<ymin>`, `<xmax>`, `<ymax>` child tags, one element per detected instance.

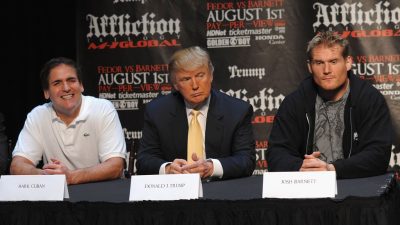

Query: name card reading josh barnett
<box><xmin>280</xmin><ymin>178</ymin><xmax>317</xmax><ymax>185</ymax></box>
<box><xmin>263</xmin><ymin>171</ymin><xmax>337</xmax><ymax>199</ymax></box>
<box><xmin>130</xmin><ymin>174</ymin><xmax>203</xmax><ymax>201</ymax></box>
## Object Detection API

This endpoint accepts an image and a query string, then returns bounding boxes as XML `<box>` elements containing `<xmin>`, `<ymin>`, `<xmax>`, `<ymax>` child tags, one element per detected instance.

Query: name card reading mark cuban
<box><xmin>0</xmin><ymin>175</ymin><xmax>69</xmax><ymax>201</ymax></box>
<box><xmin>17</xmin><ymin>183</ymin><xmax>46</xmax><ymax>188</ymax></box>
<box><xmin>129</xmin><ymin>174</ymin><xmax>202</xmax><ymax>201</ymax></box>
<box><xmin>262</xmin><ymin>171</ymin><xmax>337</xmax><ymax>199</ymax></box>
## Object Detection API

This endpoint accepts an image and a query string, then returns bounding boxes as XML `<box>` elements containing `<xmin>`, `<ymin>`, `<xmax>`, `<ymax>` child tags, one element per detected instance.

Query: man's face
<box><xmin>44</xmin><ymin>64</ymin><xmax>84</xmax><ymax>118</ymax></box>
<box><xmin>173</xmin><ymin>65</ymin><xmax>213</xmax><ymax>107</ymax></box>
<box><xmin>308</xmin><ymin>44</ymin><xmax>352</xmax><ymax>100</ymax></box>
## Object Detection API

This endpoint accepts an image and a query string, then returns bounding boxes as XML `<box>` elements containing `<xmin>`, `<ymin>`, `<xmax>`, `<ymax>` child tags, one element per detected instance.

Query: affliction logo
<box><xmin>86</xmin><ymin>12</ymin><xmax>181</xmax><ymax>49</ymax></box>
<box><xmin>221</xmin><ymin>88</ymin><xmax>285</xmax><ymax>112</ymax></box>
<box><xmin>313</xmin><ymin>1</ymin><xmax>400</xmax><ymax>30</ymax></box>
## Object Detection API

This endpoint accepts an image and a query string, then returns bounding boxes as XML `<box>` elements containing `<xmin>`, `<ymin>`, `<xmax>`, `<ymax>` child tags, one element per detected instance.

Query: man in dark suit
<box><xmin>136</xmin><ymin>46</ymin><xmax>256</xmax><ymax>180</ymax></box>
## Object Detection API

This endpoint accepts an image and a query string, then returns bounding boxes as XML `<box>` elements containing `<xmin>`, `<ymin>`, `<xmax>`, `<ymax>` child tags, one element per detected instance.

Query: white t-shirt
<box><xmin>13</xmin><ymin>95</ymin><xmax>126</xmax><ymax>170</ymax></box>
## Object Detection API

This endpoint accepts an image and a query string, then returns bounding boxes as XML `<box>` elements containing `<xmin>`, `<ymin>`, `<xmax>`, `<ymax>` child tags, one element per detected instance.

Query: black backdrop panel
<box><xmin>77</xmin><ymin>0</ymin><xmax>400</xmax><ymax>175</ymax></box>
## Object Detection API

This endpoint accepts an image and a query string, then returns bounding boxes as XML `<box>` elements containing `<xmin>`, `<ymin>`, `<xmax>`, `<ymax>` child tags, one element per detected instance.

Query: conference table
<box><xmin>0</xmin><ymin>173</ymin><xmax>399</xmax><ymax>225</ymax></box>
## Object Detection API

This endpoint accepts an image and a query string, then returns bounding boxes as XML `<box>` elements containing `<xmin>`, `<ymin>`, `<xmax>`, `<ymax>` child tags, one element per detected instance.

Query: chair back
<box><xmin>126</xmin><ymin>139</ymin><xmax>139</xmax><ymax>177</ymax></box>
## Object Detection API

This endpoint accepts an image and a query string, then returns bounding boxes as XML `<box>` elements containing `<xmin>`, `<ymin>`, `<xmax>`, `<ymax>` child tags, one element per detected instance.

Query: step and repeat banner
<box><xmin>77</xmin><ymin>0</ymin><xmax>400</xmax><ymax>176</ymax></box>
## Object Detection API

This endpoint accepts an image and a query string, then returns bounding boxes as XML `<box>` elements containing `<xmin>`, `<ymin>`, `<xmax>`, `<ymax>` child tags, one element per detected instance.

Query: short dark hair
<box><xmin>306</xmin><ymin>31</ymin><xmax>349</xmax><ymax>61</ymax></box>
<box><xmin>40</xmin><ymin>57</ymin><xmax>82</xmax><ymax>90</ymax></box>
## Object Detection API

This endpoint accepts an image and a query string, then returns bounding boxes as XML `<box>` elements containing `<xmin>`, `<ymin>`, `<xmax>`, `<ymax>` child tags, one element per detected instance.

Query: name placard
<box><xmin>0</xmin><ymin>175</ymin><xmax>69</xmax><ymax>201</ymax></box>
<box><xmin>263</xmin><ymin>171</ymin><xmax>337</xmax><ymax>199</ymax></box>
<box><xmin>129</xmin><ymin>174</ymin><xmax>203</xmax><ymax>201</ymax></box>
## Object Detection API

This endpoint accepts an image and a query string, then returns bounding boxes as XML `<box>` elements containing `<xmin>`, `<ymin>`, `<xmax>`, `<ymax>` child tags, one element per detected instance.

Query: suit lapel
<box><xmin>169</xmin><ymin>93</ymin><xmax>189</xmax><ymax>159</ymax></box>
<box><xmin>205</xmin><ymin>90</ymin><xmax>224</xmax><ymax>158</ymax></box>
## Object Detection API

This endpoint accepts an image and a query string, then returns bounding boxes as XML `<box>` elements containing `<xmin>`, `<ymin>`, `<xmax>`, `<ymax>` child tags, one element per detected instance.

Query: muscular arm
<box><xmin>67</xmin><ymin>157</ymin><xmax>124</xmax><ymax>184</ymax></box>
<box><xmin>266</xmin><ymin>96</ymin><xmax>306</xmax><ymax>172</ymax></box>
<box><xmin>43</xmin><ymin>157</ymin><xmax>124</xmax><ymax>185</ymax></box>
<box><xmin>333</xmin><ymin>91</ymin><xmax>392</xmax><ymax>178</ymax></box>
<box><xmin>11</xmin><ymin>156</ymin><xmax>124</xmax><ymax>185</ymax></box>
<box><xmin>10</xmin><ymin>156</ymin><xmax>45</xmax><ymax>175</ymax></box>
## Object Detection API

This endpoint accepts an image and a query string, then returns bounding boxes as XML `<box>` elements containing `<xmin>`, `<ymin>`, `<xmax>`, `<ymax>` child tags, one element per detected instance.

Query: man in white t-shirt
<box><xmin>10</xmin><ymin>57</ymin><xmax>126</xmax><ymax>184</ymax></box>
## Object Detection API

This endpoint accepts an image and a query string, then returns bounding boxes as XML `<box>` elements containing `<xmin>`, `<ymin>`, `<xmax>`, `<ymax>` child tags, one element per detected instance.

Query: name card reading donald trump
<box><xmin>262</xmin><ymin>171</ymin><xmax>337</xmax><ymax>199</ymax></box>
<box><xmin>0</xmin><ymin>175</ymin><xmax>69</xmax><ymax>201</ymax></box>
<box><xmin>129</xmin><ymin>174</ymin><xmax>203</xmax><ymax>201</ymax></box>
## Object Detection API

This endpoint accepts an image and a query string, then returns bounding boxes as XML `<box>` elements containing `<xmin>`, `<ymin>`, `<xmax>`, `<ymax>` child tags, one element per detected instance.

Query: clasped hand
<box><xmin>166</xmin><ymin>153</ymin><xmax>214</xmax><ymax>178</ymax></box>
<box><xmin>42</xmin><ymin>158</ymin><xmax>74</xmax><ymax>184</ymax></box>
<box><xmin>300</xmin><ymin>151</ymin><xmax>334</xmax><ymax>171</ymax></box>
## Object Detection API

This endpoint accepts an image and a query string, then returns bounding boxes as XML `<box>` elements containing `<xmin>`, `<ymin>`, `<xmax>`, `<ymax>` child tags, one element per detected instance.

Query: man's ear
<box><xmin>345</xmin><ymin>56</ymin><xmax>353</xmax><ymax>71</ymax></box>
<box><xmin>307</xmin><ymin>61</ymin><xmax>313</xmax><ymax>74</ymax></box>
<box><xmin>44</xmin><ymin>90</ymin><xmax>49</xmax><ymax>100</ymax></box>
<box><xmin>173</xmin><ymin>83</ymin><xmax>179</xmax><ymax>91</ymax></box>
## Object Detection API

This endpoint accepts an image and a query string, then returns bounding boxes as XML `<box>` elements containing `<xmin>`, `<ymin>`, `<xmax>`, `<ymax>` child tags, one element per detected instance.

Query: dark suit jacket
<box><xmin>136</xmin><ymin>89</ymin><xmax>256</xmax><ymax>179</ymax></box>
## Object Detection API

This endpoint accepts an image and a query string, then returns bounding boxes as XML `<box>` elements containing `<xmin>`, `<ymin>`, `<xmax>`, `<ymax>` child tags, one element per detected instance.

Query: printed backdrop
<box><xmin>77</xmin><ymin>0</ymin><xmax>400</xmax><ymax>176</ymax></box>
